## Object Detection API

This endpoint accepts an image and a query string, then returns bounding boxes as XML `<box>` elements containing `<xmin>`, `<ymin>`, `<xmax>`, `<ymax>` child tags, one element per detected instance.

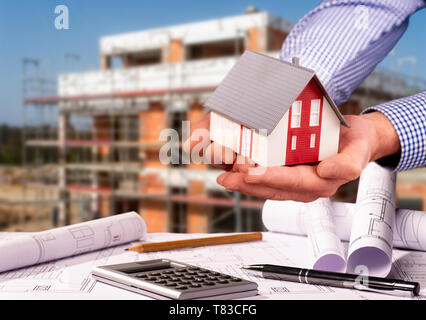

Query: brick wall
<box><xmin>138</xmin><ymin>101</ymin><xmax>168</xmax><ymax>232</ymax></box>
<box><xmin>186</xmin><ymin>101</ymin><xmax>210</xmax><ymax>232</ymax></box>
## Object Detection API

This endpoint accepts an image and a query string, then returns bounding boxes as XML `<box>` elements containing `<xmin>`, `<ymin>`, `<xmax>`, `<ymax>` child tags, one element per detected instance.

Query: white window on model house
<box><xmin>310</xmin><ymin>133</ymin><xmax>316</xmax><ymax>148</ymax></box>
<box><xmin>309</xmin><ymin>99</ymin><xmax>321</xmax><ymax>126</ymax></box>
<box><xmin>291</xmin><ymin>101</ymin><xmax>302</xmax><ymax>128</ymax></box>
<box><xmin>291</xmin><ymin>135</ymin><xmax>297</xmax><ymax>150</ymax></box>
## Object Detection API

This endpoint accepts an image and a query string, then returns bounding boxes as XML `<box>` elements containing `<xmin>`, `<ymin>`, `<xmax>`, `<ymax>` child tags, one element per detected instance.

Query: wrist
<box><xmin>361</xmin><ymin>111</ymin><xmax>401</xmax><ymax>162</ymax></box>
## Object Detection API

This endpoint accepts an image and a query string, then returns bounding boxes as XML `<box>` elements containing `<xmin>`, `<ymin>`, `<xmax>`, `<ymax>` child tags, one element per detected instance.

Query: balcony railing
<box><xmin>56</xmin><ymin>52</ymin><xmax>420</xmax><ymax>103</ymax></box>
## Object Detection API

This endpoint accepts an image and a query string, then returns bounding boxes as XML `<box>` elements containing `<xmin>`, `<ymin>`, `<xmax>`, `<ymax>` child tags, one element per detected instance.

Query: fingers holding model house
<box><xmin>183</xmin><ymin>111</ymin><xmax>401</xmax><ymax>202</ymax></box>
<box><xmin>216</xmin><ymin>112</ymin><xmax>401</xmax><ymax>202</ymax></box>
<box><xmin>316</xmin><ymin>112</ymin><xmax>400</xmax><ymax>181</ymax></box>
<box><xmin>182</xmin><ymin>51</ymin><xmax>404</xmax><ymax>202</ymax></box>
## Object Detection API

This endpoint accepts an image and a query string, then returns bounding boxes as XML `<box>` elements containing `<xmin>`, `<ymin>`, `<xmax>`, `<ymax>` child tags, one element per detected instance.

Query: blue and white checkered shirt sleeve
<box><xmin>280</xmin><ymin>0</ymin><xmax>426</xmax><ymax>171</ymax></box>
<box><xmin>280</xmin><ymin>0</ymin><xmax>425</xmax><ymax>105</ymax></box>
<box><xmin>363</xmin><ymin>92</ymin><xmax>426</xmax><ymax>171</ymax></box>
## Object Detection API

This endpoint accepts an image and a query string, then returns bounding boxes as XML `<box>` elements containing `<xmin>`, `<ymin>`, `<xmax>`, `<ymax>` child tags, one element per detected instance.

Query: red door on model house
<box><xmin>285</xmin><ymin>79</ymin><xmax>324</xmax><ymax>165</ymax></box>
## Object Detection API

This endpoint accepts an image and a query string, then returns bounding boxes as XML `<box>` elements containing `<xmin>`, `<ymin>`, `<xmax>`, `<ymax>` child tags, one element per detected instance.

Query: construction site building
<box><xmin>23</xmin><ymin>10</ymin><xmax>425</xmax><ymax>233</ymax></box>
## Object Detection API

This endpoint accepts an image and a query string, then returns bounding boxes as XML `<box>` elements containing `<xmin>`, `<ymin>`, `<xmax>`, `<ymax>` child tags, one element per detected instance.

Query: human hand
<box><xmin>215</xmin><ymin>112</ymin><xmax>400</xmax><ymax>202</ymax></box>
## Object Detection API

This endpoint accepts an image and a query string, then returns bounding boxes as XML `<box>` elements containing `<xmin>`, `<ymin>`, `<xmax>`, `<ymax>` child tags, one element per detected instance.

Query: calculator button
<box><xmin>188</xmin><ymin>267</ymin><xmax>200</xmax><ymax>271</ymax></box>
<box><xmin>148</xmin><ymin>272</ymin><xmax>161</xmax><ymax>276</ymax></box>
<box><xmin>193</xmin><ymin>278</ymin><xmax>205</xmax><ymax>283</ymax></box>
<box><xmin>189</xmin><ymin>284</ymin><xmax>201</xmax><ymax>288</ymax></box>
<box><xmin>175</xmin><ymin>268</ymin><xmax>187</xmax><ymax>273</ymax></box>
<box><xmin>198</xmin><ymin>269</ymin><xmax>210</xmax><ymax>273</ymax></box>
<box><xmin>170</xmin><ymin>277</ymin><xmax>181</xmax><ymax>282</ymax></box>
<box><xmin>186</xmin><ymin>271</ymin><xmax>197</xmax><ymax>275</ymax></box>
<box><xmin>207</xmin><ymin>276</ymin><xmax>218</xmax><ymax>281</ymax></box>
<box><xmin>176</xmin><ymin>286</ymin><xmax>188</xmax><ymax>290</ymax></box>
<box><xmin>162</xmin><ymin>270</ymin><xmax>174</xmax><ymax>274</ymax></box>
<box><xmin>166</xmin><ymin>283</ymin><xmax>177</xmax><ymax>287</ymax></box>
<box><xmin>154</xmin><ymin>279</ymin><xmax>167</xmax><ymax>284</ymax></box>
<box><xmin>211</xmin><ymin>272</ymin><xmax>221</xmax><ymax>276</ymax></box>
<box><xmin>183</xmin><ymin>275</ymin><xmax>194</xmax><ymax>280</ymax></box>
<box><xmin>136</xmin><ymin>274</ymin><xmax>148</xmax><ymax>278</ymax></box>
<box><xmin>196</xmin><ymin>274</ymin><xmax>208</xmax><ymax>278</ymax></box>
<box><xmin>230</xmin><ymin>277</ymin><xmax>242</xmax><ymax>282</ymax></box>
<box><xmin>217</xmin><ymin>279</ymin><xmax>229</xmax><ymax>284</ymax></box>
<box><xmin>160</xmin><ymin>275</ymin><xmax>170</xmax><ymax>279</ymax></box>
<box><xmin>146</xmin><ymin>277</ymin><xmax>157</xmax><ymax>281</ymax></box>
<box><xmin>220</xmin><ymin>275</ymin><xmax>231</xmax><ymax>279</ymax></box>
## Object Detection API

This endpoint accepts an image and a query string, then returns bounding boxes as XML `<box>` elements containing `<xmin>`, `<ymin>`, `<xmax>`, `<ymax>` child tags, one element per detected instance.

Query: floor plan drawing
<box><xmin>263</xmin><ymin>199</ymin><xmax>426</xmax><ymax>252</ymax></box>
<box><xmin>347</xmin><ymin>163</ymin><xmax>396</xmax><ymax>276</ymax></box>
<box><xmin>394</xmin><ymin>209</ymin><xmax>426</xmax><ymax>251</ymax></box>
<box><xmin>263</xmin><ymin>162</ymin><xmax>415</xmax><ymax>277</ymax></box>
<box><xmin>0</xmin><ymin>231</ymin><xmax>425</xmax><ymax>300</ymax></box>
<box><xmin>304</xmin><ymin>198</ymin><xmax>346</xmax><ymax>272</ymax></box>
<box><xmin>0</xmin><ymin>212</ymin><xmax>146</xmax><ymax>273</ymax></box>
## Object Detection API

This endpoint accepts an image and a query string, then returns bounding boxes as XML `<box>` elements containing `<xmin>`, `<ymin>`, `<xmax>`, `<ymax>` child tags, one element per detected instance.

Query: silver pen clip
<box><xmin>353</xmin><ymin>283</ymin><xmax>415</xmax><ymax>298</ymax></box>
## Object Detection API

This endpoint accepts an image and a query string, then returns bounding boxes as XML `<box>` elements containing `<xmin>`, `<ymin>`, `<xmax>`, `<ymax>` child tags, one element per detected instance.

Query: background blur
<box><xmin>0</xmin><ymin>0</ymin><xmax>425</xmax><ymax>233</ymax></box>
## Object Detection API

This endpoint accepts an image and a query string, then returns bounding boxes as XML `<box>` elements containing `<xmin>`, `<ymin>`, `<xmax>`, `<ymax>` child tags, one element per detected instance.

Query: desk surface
<box><xmin>0</xmin><ymin>231</ymin><xmax>424</xmax><ymax>300</ymax></box>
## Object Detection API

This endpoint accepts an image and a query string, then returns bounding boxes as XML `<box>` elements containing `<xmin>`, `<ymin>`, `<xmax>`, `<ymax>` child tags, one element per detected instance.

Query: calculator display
<box><xmin>114</xmin><ymin>261</ymin><xmax>173</xmax><ymax>274</ymax></box>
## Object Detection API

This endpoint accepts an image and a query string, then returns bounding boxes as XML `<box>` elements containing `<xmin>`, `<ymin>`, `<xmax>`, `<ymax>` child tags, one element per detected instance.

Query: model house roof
<box><xmin>205</xmin><ymin>50</ymin><xmax>348</xmax><ymax>135</ymax></box>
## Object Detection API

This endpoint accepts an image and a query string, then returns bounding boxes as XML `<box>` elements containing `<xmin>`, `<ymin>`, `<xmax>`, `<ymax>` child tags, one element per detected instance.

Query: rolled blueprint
<box><xmin>263</xmin><ymin>201</ymin><xmax>426</xmax><ymax>251</ymax></box>
<box><xmin>302</xmin><ymin>199</ymin><xmax>346</xmax><ymax>272</ymax></box>
<box><xmin>347</xmin><ymin>162</ymin><xmax>396</xmax><ymax>277</ymax></box>
<box><xmin>0</xmin><ymin>212</ymin><xmax>147</xmax><ymax>273</ymax></box>
<box><xmin>263</xmin><ymin>162</ymin><xmax>400</xmax><ymax>277</ymax></box>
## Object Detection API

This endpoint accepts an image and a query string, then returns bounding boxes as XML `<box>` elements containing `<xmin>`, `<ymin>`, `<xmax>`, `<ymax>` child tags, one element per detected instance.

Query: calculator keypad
<box><xmin>132</xmin><ymin>266</ymin><xmax>245</xmax><ymax>291</ymax></box>
<box><xmin>93</xmin><ymin>259</ymin><xmax>258</xmax><ymax>299</ymax></box>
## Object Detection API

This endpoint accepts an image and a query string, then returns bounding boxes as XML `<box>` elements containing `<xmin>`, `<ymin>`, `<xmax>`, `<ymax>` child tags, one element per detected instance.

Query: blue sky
<box><xmin>0</xmin><ymin>0</ymin><xmax>425</xmax><ymax>125</ymax></box>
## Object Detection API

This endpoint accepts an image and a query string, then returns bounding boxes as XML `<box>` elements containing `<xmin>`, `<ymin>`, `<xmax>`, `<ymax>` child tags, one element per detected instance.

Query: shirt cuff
<box><xmin>362</xmin><ymin>93</ymin><xmax>426</xmax><ymax>171</ymax></box>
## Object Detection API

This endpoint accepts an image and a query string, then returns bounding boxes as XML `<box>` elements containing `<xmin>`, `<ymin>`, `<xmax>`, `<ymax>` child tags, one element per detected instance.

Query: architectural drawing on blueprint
<box><xmin>0</xmin><ymin>212</ymin><xmax>146</xmax><ymax>273</ymax></box>
<box><xmin>394</xmin><ymin>209</ymin><xmax>426</xmax><ymax>251</ymax></box>
<box><xmin>346</xmin><ymin>162</ymin><xmax>396</xmax><ymax>276</ymax></box>
<box><xmin>350</xmin><ymin>186</ymin><xmax>395</xmax><ymax>254</ymax></box>
<box><xmin>303</xmin><ymin>199</ymin><xmax>346</xmax><ymax>272</ymax></box>
<box><xmin>0</xmin><ymin>232</ymin><xmax>425</xmax><ymax>300</ymax></box>
<box><xmin>263</xmin><ymin>199</ymin><xmax>426</xmax><ymax>253</ymax></box>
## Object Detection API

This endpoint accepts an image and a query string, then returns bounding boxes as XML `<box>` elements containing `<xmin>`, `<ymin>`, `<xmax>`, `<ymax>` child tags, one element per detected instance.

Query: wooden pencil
<box><xmin>126</xmin><ymin>232</ymin><xmax>263</xmax><ymax>253</ymax></box>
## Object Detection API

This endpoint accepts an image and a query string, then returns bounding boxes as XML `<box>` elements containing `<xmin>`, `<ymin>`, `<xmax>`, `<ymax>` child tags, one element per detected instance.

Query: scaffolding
<box><xmin>18</xmin><ymin>10</ymin><xmax>426</xmax><ymax>233</ymax></box>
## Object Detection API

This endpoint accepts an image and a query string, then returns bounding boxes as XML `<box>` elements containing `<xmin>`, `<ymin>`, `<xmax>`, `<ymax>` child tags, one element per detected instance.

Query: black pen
<box><xmin>241</xmin><ymin>264</ymin><xmax>420</xmax><ymax>297</ymax></box>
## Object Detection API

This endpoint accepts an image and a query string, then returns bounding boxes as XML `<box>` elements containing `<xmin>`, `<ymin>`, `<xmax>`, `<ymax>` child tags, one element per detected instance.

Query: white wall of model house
<box><xmin>209</xmin><ymin>96</ymin><xmax>341</xmax><ymax>167</ymax></box>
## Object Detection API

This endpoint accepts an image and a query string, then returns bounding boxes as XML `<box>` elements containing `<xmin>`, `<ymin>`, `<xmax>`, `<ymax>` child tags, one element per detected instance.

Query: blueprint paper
<box><xmin>293</xmin><ymin>198</ymin><xmax>345</xmax><ymax>272</ymax></box>
<box><xmin>266</xmin><ymin>201</ymin><xmax>426</xmax><ymax>252</ymax></box>
<box><xmin>263</xmin><ymin>162</ymin><xmax>399</xmax><ymax>276</ymax></box>
<box><xmin>263</xmin><ymin>199</ymin><xmax>348</xmax><ymax>274</ymax></box>
<box><xmin>0</xmin><ymin>231</ymin><xmax>425</xmax><ymax>300</ymax></box>
<box><xmin>0</xmin><ymin>212</ymin><xmax>146</xmax><ymax>273</ymax></box>
<box><xmin>347</xmin><ymin>162</ymin><xmax>396</xmax><ymax>277</ymax></box>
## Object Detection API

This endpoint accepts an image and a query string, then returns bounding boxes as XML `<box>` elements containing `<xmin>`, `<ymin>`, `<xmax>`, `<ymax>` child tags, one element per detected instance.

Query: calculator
<box><xmin>92</xmin><ymin>259</ymin><xmax>258</xmax><ymax>300</ymax></box>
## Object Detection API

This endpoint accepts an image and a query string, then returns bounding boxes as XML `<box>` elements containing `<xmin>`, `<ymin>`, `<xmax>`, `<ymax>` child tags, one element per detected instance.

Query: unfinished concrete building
<box><xmin>24</xmin><ymin>10</ymin><xmax>422</xmax><ymax>232</ymax></box>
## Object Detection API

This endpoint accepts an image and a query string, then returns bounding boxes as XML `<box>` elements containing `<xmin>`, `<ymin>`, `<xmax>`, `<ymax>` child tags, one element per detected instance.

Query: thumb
<box><xmin>317</xmin><ymin>152</ymin><xmax>363</xmax><ymax>181</ymax></box>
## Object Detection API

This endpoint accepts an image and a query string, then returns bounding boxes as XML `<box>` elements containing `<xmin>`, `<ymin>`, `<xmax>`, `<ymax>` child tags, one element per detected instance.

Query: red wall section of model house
<box><xmin>285</xmin><ymin>79</ymin><xmax>324</xmax><ymax>165</ymax></box>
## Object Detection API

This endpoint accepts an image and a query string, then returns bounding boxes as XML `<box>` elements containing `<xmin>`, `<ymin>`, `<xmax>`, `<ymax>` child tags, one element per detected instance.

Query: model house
<box><xmin>206</xmin><ymin>50</ymin><xmax>349</xmax><ymax>167</ymax></box>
